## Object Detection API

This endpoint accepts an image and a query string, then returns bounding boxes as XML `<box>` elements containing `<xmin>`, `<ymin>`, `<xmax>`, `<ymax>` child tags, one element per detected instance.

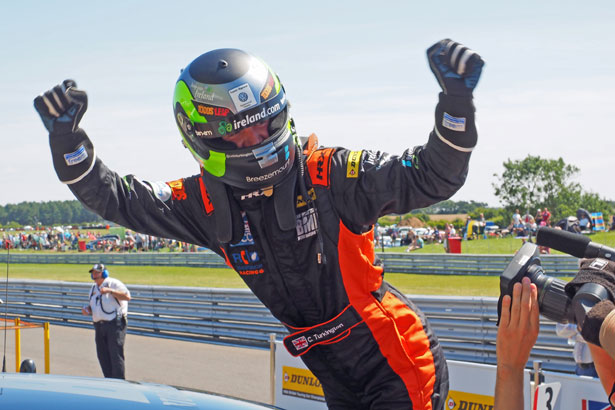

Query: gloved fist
<box><xmin>427</xmin><ymin>39</ymin><xmax>484</xmax><ymax>97</ymax></box>
<box><xmin>34</xmin><ymin>79</ymin><xmax>88</xmax><ymax>136</ymax></box>
<box><xmin>565</xmin><ymin>258</ymin><xmax>615</xmax><ymax>346</ymax></box>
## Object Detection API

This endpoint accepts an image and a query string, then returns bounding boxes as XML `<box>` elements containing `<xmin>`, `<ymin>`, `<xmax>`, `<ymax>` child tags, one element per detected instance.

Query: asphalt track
<box><xmin>1</xmin><ymin>324</ymin><xmax>271</xmax><ymax>405</ymax></box>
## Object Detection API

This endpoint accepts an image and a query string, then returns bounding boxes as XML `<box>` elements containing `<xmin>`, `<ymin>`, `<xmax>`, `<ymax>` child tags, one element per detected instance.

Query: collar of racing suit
<box><xmin>201</xmin><ymin>159</ymin><xmax>299</xmax><ymax>243</ymax></box>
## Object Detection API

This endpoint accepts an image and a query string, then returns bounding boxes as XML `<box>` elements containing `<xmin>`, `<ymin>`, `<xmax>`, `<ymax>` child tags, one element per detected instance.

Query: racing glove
<box><xmin>426</xmin><ymin>39</ymin><xmax>484</xmax><ymax>152</ymax></box>
<box><xmin>565</xmin><ymin>258</ymin><xmax>615</xmax><ymax>346</ymax></box>
<box><xmin>34</xmin><ymin>80</ymin><xmax>96</xmax><ymax>184</ymax></box>
<box><xmin>427</xmin><ymin>39</ymin><xmax>484</xmax><ymax>98</ymax></box>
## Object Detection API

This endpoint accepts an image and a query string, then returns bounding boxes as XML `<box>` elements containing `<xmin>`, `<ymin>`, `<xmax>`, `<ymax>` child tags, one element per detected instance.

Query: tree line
<box><xmin>0</xmin><ymin>200</ymin><xmax>103</xmax><ymax>228</ymax></box>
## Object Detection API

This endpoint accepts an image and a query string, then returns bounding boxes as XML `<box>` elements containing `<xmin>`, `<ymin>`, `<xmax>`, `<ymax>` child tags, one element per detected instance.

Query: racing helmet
<box><xmin>173</xmin><ymin>49</ymin><xmax>296</xmax><ymax>189</ymax></box>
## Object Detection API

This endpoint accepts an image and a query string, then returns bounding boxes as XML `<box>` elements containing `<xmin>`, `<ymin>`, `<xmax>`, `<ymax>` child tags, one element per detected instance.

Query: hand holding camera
<box><xmin>498</xmin><ymin>227</ymin><xmax>615</xmax><ymax>347</ymax></box>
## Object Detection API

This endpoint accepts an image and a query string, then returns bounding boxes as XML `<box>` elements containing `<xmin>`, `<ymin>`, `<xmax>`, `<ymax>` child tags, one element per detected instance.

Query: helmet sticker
<box><xmin>260</xmin><ymin>71</ymin><xmax>275</xmax><ymax>101</ymax></box>
<box><xmin>252</xmin><ymin>142</ymin><xmax>278</xmax><ymax>169</ymax></box>
<box><xmin>229</xmin><ymin>83</ymin><xmax>257</xmax><ymax>112</ymax></box>
<box><xmin>194</xmin><ymin>102</ymin><xmax>230</xmax><ymax>118</ymax></box>
<box><xmin>217</xmin><ymin>122</ymin><xmax>233</xmax><ymax>136</ymax></box>
<box><xmin>228</xmin><ymin>93</ymin><xmax>285</xmax><ymax>135</ymax></box>
<box><xmin>193</xmin><ymin>122</ymin><xmax>215</xmax><ymax>138</ymax></box>
<box><xmin>191</xmin><ymin>83</ymin><xmax>216</xmax><ymax>102</ymax></box>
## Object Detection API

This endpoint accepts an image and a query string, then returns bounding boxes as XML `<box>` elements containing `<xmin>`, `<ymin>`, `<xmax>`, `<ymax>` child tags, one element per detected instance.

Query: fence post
<box><xmin>44</xmin><ymin>322</ymin><xmax>50</xmax><ymax>374</ymax></box>
<box><xmin>14</xmin><ymin>317</ymin><xmax>20</xmax><ymax>372</ymax></box>
<box><xmin>269</xmin><ymin>333</ymin><xmax>276</xmax><ymax>406</ymax></box>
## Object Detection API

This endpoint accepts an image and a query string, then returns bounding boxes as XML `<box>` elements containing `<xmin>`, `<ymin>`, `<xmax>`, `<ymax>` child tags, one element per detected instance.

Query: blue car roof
<box><xmin>0</xmin><ymin>373</ymin><xmax>278</xmax><ymax>410</ymax></box>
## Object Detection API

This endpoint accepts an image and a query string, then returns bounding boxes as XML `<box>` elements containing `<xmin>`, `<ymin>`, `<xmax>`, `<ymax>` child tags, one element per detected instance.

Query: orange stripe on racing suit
<box><xmin>337</xmin><ymin>221</ymin><xmax>437</xmax><ymax>410</ymax></box>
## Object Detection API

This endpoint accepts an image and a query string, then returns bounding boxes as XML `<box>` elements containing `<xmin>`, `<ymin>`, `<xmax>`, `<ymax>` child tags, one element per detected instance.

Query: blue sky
<box><xmin>1</xmin><ymin>0</ymin><xmax>614</xmax><ymax>207</ymax></box>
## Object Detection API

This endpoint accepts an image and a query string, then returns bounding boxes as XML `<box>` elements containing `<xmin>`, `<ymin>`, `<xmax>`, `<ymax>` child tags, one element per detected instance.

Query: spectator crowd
<box><xmin>1</xmin><ymin>229</ymin><xmax>199</xmax><ymax>253</ymax></box>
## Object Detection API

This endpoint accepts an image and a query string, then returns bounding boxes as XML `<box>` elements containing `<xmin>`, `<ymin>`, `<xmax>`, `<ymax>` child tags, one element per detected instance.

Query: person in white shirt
<box><xmin>556</xmin><ymin>323</ymin><xmax>598</xmax><ymax>377</ymax></box>
<box><xmin>81</xmin><ymin>263</ymin><xmax>131</xmax><ymax>379</ymax></box>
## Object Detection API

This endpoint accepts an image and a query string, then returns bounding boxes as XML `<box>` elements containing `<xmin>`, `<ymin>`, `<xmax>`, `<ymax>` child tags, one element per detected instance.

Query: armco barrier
<box><xmin>0</xmin><ymin>279</ymin><xmax>577</xmax><ymax>373</ymax></box>
<box><xmin>0</xmin><ymin>251</ymin><xmax>579</xmax><ymax>276</ymax></box>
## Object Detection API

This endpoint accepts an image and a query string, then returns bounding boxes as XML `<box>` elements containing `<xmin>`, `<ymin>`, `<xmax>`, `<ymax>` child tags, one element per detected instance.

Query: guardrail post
<box><xmin>212</xmin><ymin>298</ymin><xmax>219</xmax><ymax>341</ymax></box>
<box><xmin>14</xmin><ymin>317</ymin><xmax>20</xmax><ymax>372</ymax></box>
<box><xmin>531</xmin><ymin>360</ymin><xmax>543</xmax><ymax>404</ymax></box>
<box><xmin>533</xmin><ymin>360</ymin><xmax>543</xmax><ymax>385</ymax></box>
<box><xmin>62</xmin><ymin>289</ymin><xmax>69</xmax><ymax>323</ymax></box>
<box><xmin>24</xmin><ymin>288</ymin><xmax>32</xmax><ymax>319</ymax></box>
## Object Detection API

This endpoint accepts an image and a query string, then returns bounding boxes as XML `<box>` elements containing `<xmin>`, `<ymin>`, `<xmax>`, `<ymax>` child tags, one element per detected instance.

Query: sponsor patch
<box><xmin>229</xmin><ymin>83</ymin><xmax>257</xmax><ymax>112</ymax></box>
<box><xmin>227</xmin><ymin>213</ymin><xmax>264</xmax><ymax>276</ymax></box>
<box><xmin>296</xmin><ymin>188</ymin><xmax>316</xmax><ymax>208</ymax></box>
<box><xmin>296</xmin><ymin>208</ymin><xmax>318</xmax><ymax>241</ymax></box>
<box><xmin>291</xmin><ymin>336</ymin><xmax>309</xmax><ymax>351</ymax></box>
<box><xmin>146</xmin><ymin>181</ymin><xmax>172</xmax><ymax>202</ymax></box>
<box><xmin>282</xmin><ymin>366</ymin><xmax>325</xmax><ymax>402</ymax></box>
<box><xmin>346</xmin><ymin>150</ymin><xmax>361</xmax><ymax>178</ymax></box>
<box><xmin>442</xmin><ymin>112</ymin><xmax>466</xmax><ymax>132</ymax></box>
<box><xmin>401</xmin><ymin>153</ymin><xmax>419</xmax><ymax>169</ymax></box>
<box><xmin>166</xmin><ymin>179</ymin><xmax>187</xmax><ymax>201</ymax></box>
<box><xmin>307</xmin><ymin>148</ymin><xmax>335</xmax><ymax>187</ymax></box>
<box><xmin>231</xmin><ymin>212</ymin><xmax>255</xmax><ymax>247</ymax></box>
<box><xmin>64</xmin><ymin>145</ymin><xmax>88</xmax><ymax>166</ymax></box>
<box><xmin>445</xmin><ymin>390</ymin><xmax>493</xmax><ymax>410</ymax></box>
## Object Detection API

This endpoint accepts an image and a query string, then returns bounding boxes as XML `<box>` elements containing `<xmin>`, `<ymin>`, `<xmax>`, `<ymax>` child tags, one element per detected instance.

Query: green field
<box><xmin>2</xmin><ymin>263</ymin><xmax>514</xmax><ymax>297</ymax></box>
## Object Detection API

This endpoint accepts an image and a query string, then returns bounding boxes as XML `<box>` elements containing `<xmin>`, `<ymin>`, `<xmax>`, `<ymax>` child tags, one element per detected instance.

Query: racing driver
<box><xmin>34</xmin><ymin>39</ymin><xmax>484</xmax><ymax>410</ymax></box>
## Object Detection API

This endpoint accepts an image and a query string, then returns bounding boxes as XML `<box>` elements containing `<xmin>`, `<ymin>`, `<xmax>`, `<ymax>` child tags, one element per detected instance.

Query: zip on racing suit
<box><xmin>35</xmin><ymin>40</ymin><xmax>483</xmax><ymax>410</ymax></box>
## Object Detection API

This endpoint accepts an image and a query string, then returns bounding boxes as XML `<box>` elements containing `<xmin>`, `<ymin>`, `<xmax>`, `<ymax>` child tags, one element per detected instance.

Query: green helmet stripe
<box><xmin>181</xmin><ymin>133</ymin><xmax>227</xmax><ymax>177</ymax></box>
<box><xmin>202</xmin><ymin>150</ymin><xmax>227</xmax><ymax>177</ymax></box>
<box><xmin>174</xmin><ymin>80</ymin><xmax>207</xmax><ymax>124</ymax></box>
<box><xmin>273</xmin><ymin>71</ymin><xmax>281</xmax><ymax>93</ymax></box>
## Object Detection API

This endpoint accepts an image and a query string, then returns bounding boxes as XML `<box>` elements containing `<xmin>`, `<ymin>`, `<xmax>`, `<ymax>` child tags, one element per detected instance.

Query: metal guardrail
<box><xmin>0</xmin><ymin>251</ymin><xmax>579</xmax><ymax>276</ymax></box>
<box><xmin>0</xmin><ymin>280</ymin><xmax>576</xmax><ymax>373</ymax></box>
<box><xmin>0</xmin><ymin>251</ymin><xmax>228</xmax><ymax>269</ymax></box>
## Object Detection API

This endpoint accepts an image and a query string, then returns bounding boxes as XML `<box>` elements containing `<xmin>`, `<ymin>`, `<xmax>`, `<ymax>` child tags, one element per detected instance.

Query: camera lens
<box><xmin>526</xmin><ymin>265</ymin><xmax>575</xmax><ymax>323</ymax></box>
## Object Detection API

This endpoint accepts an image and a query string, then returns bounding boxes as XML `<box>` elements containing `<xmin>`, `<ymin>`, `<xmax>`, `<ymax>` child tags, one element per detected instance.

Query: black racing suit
<box><xmin>51</xmin><ymin>93</ymin><xmax>477</xmax><ymax>410</ymax></box>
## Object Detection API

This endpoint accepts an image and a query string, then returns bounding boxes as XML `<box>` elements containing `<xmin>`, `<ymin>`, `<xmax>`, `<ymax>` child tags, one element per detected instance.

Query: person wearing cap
<box><xmin>81</xmin><ymin>263</ymin><xmax>131</xmax><ymax>379</ymax></box>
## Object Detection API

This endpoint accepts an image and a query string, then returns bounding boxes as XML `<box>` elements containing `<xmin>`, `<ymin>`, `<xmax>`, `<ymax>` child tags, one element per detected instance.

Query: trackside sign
<box><xmin>281</xmin><ymin>366</ymin><xmax>325</xmax><ymax>402</ymax></box>
<box><xmin>446</xmin><ymin>390</ymin><xmax>494</xmax><ymax>410</ymax></box>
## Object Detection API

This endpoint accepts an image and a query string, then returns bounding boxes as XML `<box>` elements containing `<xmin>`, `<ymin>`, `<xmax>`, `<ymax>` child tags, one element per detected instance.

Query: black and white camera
<box><xmin>498</xmin><ymin>227</ymin><xmax>615</xmax><ymax>328</ymax></box>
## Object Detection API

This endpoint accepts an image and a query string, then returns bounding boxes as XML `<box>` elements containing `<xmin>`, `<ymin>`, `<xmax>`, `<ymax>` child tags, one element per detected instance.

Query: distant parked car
<box><xmin>0</xmin><ymin>372</ymin><xmax>279</xmax><ymax>409</ymax></box>
<box><xmin>86</xmin><ymin>234</ymin><xmax>121</xmax><ymax>250</ymax></box>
